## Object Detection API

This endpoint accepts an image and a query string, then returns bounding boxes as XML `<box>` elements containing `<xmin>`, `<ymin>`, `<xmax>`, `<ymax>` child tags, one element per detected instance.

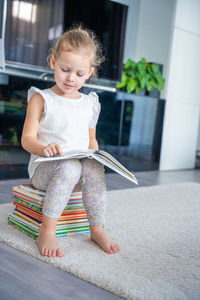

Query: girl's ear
<box><xmin>87</xmin><ymin>67</ymin><xmax>95</xmax><ymax>79</ymax></box>
<box><xmin>50</xmin><ymin>55</ymin><xmax>55</xmax><ymax>70</ymax></box>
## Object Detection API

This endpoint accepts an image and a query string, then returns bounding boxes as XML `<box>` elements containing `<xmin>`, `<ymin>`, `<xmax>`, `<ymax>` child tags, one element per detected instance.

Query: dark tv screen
<box><xmin>5</xmin><ymin>0</ymin><xmax>127</xmax><ymax>80</ymax></box>
<box><xmin>64</xmin><ymin>0</ymin><xmax>128</xmax><ymax>80</ymax></box>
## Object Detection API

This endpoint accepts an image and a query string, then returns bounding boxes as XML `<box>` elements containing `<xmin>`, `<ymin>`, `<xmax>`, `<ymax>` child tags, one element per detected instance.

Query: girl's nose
<box><xmin>67</xmin><ymin>72</ymin><xmax>75</xmax><ymax>82</ymax></box>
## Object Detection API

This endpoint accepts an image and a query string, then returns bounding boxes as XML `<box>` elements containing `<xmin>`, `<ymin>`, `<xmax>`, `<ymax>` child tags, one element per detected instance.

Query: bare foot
<box><xmin>36</xmin><ymin>227</ymin><xmax>63</xmax><ymax>258</ymax></box>
<box><xmin>90</xmin><ymin>226</ymin><xmax>120</xmax><ymax>254</ymax></box>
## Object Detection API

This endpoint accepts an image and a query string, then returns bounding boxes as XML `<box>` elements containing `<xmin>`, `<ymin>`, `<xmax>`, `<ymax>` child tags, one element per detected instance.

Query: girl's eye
<box><xmin>77</xmin><ymin>74</ymin><xmax>84</xmax><ymax>77</ymax></box>
<box><xmin>61</xmin><ymin>68</ymin><xmax>69</xmax><ymax>72</ymax></box>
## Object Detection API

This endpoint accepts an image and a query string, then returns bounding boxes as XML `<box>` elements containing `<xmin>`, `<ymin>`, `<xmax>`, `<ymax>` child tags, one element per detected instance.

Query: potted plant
<box><xmin>116</xmin><ymin>57</ymin><xmax>165</xmax><ymax>96</ymax></box>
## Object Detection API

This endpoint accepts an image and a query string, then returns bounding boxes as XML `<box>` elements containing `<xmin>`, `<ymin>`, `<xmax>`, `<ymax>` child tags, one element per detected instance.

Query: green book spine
<box><xmin>13</xmin><ymin>196</ymin><xmax>42</xmax><ymax>212</ymax></box>
<box><xmin>8</xmin><ymin>219</ymin><xmax>38</xmax><ymax>239</ymax></box>
<box><xmin>13</xmin><ymin>196</ymin><xmax>85</xmax><ymax>212</ymax></box>
<box><xmin>8</xmin><ymin>215</ymin><xmax>90</xmax><ymax>239</ymax></box>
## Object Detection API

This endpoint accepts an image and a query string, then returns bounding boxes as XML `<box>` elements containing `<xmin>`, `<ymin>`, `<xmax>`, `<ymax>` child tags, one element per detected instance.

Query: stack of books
<box><xmin>8</xmin><ymin>184</ymin><xmax>90</xmax><ymax>239</ymax></box>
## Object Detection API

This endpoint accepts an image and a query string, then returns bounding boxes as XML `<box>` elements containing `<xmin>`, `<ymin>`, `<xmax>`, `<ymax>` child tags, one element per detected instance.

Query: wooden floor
<box><xmin>0</xmin><ymin>169</ymin><xmax>200</xmax><ymax>300</ymax></box>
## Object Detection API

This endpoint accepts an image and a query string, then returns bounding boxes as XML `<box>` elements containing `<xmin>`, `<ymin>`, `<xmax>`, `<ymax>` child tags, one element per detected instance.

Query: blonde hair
<box><xmin>48</xmin><ymin>25</ymin><xmax>105</xmax><ymax>80</ymax></box>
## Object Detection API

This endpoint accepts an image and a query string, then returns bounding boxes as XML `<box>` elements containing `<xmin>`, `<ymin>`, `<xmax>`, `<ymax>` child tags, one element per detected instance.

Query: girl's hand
<box><xmin>42</xmin><ymin>143</ymin><xmax>63</xmax><ymax>157</ymax></box>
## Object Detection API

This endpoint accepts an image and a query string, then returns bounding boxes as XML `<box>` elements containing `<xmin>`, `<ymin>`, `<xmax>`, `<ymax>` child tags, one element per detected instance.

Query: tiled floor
<box><xmin>0</xmin><ymin>169</ymin><xmax>199</xmax><ymax>300</ymax></box>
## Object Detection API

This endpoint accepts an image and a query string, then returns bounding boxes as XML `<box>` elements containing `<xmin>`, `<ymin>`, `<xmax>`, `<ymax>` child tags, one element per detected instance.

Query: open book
<box><xmin>35</xmin><ymin>149</ymin><xmax>138</xmax><ymax>185</ymax></box>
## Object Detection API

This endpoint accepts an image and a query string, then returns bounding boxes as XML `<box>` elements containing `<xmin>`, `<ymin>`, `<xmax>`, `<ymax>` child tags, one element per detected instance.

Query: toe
<box><xmin>48</xmin><ymin>249</ymin><xmax>54</xmax><ymax>257</ymax></box>
<box><xmin>112</xmin><ymin>244</ymin><xmax>120</xmax><ymax>253</ymax></box>
<box><xmin>44</xmin><ymin>248</ymin><xmax>49</xmax><ymax>256</ymax></box>
<box><xmin>104</xmin><ymin>247</ymin><xmax>114</xmax><ymax>254</ymax></box>
<box><xmin>57</xmin><ymin>248</ymin><xmax>64</xmax><ymax>257</ymax></box>
<box><xmin>41</xmin><ymin>248</ymin><xmax>45</xmax><ymax>256</ymax></box>
<box><xmin>116</xmin><ymin>247</ymin><xmax>120</xmax><ymax>253</ymax></box>
<box><xmin>51</xmin><ymin>249</ymin><xmax>56</xmax><ymax>257</ymax></box>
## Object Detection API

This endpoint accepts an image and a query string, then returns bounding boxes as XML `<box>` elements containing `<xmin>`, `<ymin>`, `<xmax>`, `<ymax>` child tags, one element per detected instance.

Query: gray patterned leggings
<box><xmin>31</xmin><ymin>158</ymin><xmax>107</xmax><ymax>225</ymax></box>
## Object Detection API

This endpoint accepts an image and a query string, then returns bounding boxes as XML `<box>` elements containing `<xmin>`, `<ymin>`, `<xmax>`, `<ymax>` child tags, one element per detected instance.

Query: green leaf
<box><xmin>146</xmin><ymin>81</ymin><xmax>153</xmax><ymax>91</ymax></box>
<box><xmin>126</xmin><ymin>77</ymin><xmax>137</xmax><ymax>93</ymax></box>
<box><xmin>129</xmin><ymin>70</ymin><xmax>136</xmax><ymax>78</ymax></box>
<box><xmin>157</xmin><ymin>78</ymin><xmax>165</xmax><ymax>91</ymax></box>
<box><xmin>140</xmin><ymin>78</ymin><xmax>146</xmax><ymax>89</ymax></box>
<box><xmin>116</xmin><ymin>81</ymin><xmax>126</xmax><ymax>89</ymax></box>
<box><xmin>122</xmin><ymin>71</ymin><xmax>127</xmax><ymax>81</ymax></box>
<box><xmin>154</xmin><ymin>73</ymin><xmax>162</xmax><ymax>81</ymax></box>
<box><xmin>135</xmin><ymin>71</ymin><xmax>140</xmax><ymax>79</ymax></box>
<box><xmin>137</xmin><ymin>62</ymin><xmax>146</xmax><ymax>75</ymax></box>
<box><xmin>151</xmin><ymin>78</ymin><xmax>157</xmax><ymax>87</ymax></box>
<box><xmin>151</xmin><ymin>64</ymin><xmax>159</xmax><ymax>73</ymax></box>
<box><xmin>127</xmin><ymin>84</ymin><xmax>132</xmax><ymax>94</ymax></box>
<box><xmin>135</xmin><ymin>87</ymin><xmax>141</xmax><ymax>94</ymax></box>
<box><xmin>125</xmin><ymin>58</ymin><xmax>135</xmax><ymax>69</ymax></box>
<box><xmin>141</xmin><ymin>57</ymin><xmax>147</xmax><ymax>64</ymax></box>
<box><xmin>146</xmin><ymin>73</ymin><xmax>151</xmax><ymax>81</ymax></box>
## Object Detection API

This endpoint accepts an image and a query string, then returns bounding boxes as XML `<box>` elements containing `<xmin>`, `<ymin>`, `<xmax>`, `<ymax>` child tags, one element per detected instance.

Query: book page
<box><xmin>35</xmin><ymin>149</ymin><xmax>95</xmax><ymax>163</ymax></box>
<box><xmin>93</xmin><ymin>155</ymin><xmax>138</xmax><ymax>185</ymax></box>
<box><xmin>94</xmin><ymin>150</ymin><xmax>135</xmax><ymax>178</ymax></box>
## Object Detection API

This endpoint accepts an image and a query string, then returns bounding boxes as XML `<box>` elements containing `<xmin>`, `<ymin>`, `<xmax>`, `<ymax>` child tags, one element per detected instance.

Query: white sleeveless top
<box><xmin>27</xmin><ymin>86</ymin><xmax>101</xmax><ymax>179</ymax></box>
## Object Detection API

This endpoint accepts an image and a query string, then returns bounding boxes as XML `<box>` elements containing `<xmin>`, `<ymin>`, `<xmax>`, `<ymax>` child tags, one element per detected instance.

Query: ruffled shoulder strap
<box><xmin>88</xmin><ymin>92</ymin><xmax>101</xmax><ymax>129</ymax></box>
<box><xmin>27</xmin><ymin>86</ymin><xmax>46</xmax><ymax>103</ymax></box>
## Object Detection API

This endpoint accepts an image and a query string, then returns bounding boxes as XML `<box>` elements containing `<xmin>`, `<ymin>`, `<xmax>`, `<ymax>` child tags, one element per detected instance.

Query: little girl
<box><xmin>21</xmin><ymin>26</ymin><xmax>120</xmax><ymax>258</ymax></box>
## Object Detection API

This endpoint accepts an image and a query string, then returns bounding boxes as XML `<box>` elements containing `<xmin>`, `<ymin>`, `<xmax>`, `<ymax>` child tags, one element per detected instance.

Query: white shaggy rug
<box><xmin>0</xmin><ymin>182</ymin><xmax>200</xmax><ymax>300</ymax></box>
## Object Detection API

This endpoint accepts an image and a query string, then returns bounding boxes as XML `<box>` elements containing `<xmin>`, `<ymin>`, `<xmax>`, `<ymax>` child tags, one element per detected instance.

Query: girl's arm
<box><xmin>21</xmin><ymin>93</ymin><xmax>62</xmax><ymax>157</ymax></box>
<box><xmin>21</xmin><ymin>93</ymin><xmax>46</xmax><ymax>156</ymax></box>
<box><xmin>89</xmin><ymin>127</ymin><xmax>99</xmax><ymax>150</ymax></box>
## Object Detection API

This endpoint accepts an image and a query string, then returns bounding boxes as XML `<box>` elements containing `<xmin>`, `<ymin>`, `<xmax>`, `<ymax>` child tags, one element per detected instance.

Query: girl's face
<box><xmin>50</xmin><ymin>50</ymin><xmax>94</xmax><ymax>97</ymax></box>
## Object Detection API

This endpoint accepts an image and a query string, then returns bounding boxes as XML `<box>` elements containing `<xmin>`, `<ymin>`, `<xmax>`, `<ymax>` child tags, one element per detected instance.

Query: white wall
<box><xmin>197</xmin><ymin>120</ymin><xmax>200</xmax><ymax>151</ymax></box>
<box><xmin>159</xmin><ymin>0</ymin><xmax>200</xmax><ymax>170</ymax></box>
<box><xmin>135</xmin><ymin>0</ymin><xmax>174</xmax><ymax>64</ymax></box>
<box><xmin>134</xmin><ymin>0</ymin><xmax>175</xmax><ymax>99</ymax></box>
